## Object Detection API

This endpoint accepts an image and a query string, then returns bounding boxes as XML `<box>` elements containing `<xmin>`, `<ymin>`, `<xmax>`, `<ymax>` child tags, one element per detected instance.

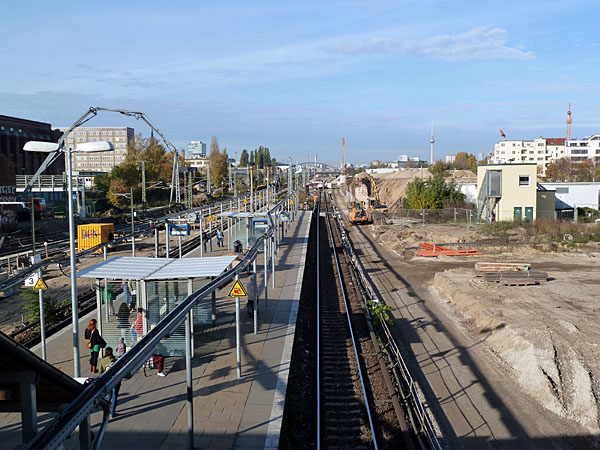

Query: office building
<box><xmin>0</xmin><ymin>115</ymin><xmax>64</xmax><ymax>177</ymax></box>
<box><xmin>188</xmin><ymin>141</ymin><xmax>206</xmax><ymax>158</ymax></box>
<box><xmin>60</xmin><ymin>126</ymin><xmax>134</xmax><ymax>172</ymax></box>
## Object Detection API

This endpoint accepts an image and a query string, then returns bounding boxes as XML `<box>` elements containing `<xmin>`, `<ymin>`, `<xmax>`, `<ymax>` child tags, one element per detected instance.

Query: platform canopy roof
<box><xmin>77</xmin><ymin>255</ymin><xmax>237</xmax><ymax>280</ymax></box>
<box><xmin>148</xmin><ymin>255</ymin><xmax>237</xmax><ymax>279</ymax></box>
<box><xmin>219</xmin><ymin>212</ymin><xmax>270</xmax><ymax>218</ymax></box>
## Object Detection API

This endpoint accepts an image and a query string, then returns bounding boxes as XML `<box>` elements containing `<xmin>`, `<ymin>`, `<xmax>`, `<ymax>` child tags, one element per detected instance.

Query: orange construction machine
<box><xmin>349</xmin><ymin>201</ymin><xmax>371</xmax><ymax>225</ymax></box>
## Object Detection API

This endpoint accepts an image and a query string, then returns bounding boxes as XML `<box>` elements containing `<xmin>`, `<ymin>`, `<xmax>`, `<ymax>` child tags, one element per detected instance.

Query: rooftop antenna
<box><xmin>499</xmin><ymin>129</ymin><xmax>506</xmax><ymax>141</ymax></box>
<box><xmin>429</xmin><ymin>120</ymin><xmax>435</xmax><ymax>164</ymax></box>
<box><xmin>567</xmin><ymin>102</ymin><xmax>572</xmax><ymax>141</ymax></box>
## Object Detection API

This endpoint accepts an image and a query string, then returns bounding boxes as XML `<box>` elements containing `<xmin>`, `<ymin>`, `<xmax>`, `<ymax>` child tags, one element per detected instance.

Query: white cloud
<box><xmin>329</xmin><ymin>27</ymin><xmax>534</xmax><ymax>61</ymax></box>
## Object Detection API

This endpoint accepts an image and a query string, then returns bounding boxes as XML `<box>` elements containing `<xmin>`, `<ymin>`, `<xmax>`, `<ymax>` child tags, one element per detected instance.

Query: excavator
<box><xmin>349</xmin><ymin>201</ymin><xmax>372</xmax><ymax>225</ymax></box>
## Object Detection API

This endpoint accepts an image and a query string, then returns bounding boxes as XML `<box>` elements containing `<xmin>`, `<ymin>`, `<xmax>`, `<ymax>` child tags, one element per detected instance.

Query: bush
<box><xmin>21</xmin><ymin>289</ymin><xmax>59</xmax><ymax>324</ymax></box>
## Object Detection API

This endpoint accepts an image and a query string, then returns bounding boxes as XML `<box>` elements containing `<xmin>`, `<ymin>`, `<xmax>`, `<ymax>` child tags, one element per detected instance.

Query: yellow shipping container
<box><xmin>77</xmin><ymin>223</ymin><xmax>115</xmax><ymax>252</ymax></box>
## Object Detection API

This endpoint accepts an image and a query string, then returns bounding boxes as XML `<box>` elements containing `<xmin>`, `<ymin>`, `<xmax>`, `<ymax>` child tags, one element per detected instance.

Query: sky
<box><xmin>2</xmin><ymin>0</ymin><xmax>600</xmax><ymax>165</ymax></box>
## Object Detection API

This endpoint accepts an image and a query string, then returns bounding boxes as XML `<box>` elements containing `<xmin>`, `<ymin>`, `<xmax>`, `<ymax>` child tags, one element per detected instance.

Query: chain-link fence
<box><xmin>376</xmin><ymin>208</ymin><xmax>477</xmax><ymax>226</ymax></box>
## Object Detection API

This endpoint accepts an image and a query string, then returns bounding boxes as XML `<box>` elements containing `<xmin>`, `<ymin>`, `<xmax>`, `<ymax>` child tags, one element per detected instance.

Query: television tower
<box><xmin>567</xmin><ymin>102</ymin><xmax>572</xmax><ymax>141</ymax></box>
<box><xmin>430</xmin><ymin>120</ymin><xmax>435</xmax><ymax>164</ymax></box>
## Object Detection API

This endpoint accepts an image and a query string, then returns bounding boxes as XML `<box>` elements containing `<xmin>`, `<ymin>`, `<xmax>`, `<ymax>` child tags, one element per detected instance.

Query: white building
<box><xmin>445</xmin><ymin>155</ymin><xmax>456</xmax><ymax>164</ymax></box>
<box><xmin>489</xmin><ymin>137</ymin><xmax>565</xmax><ymax>174</ymax></box>
<box><xmin>61</xmin><ymin>126</ymin><xmax>134</xmax><ymax>172</ymax></box>
<box><xmin>540</xmin><ymin>182</ymin><xmax>600</xmax><ymax>210</ymax></box>
<box><xmin>188</xmin><ymin>140</ymin><xmax>206</xmax><ymax>158</ymax></box>
<box><xmin>565</xmin><ymin>135</ymin><xmax>600</xmax><ymax>162</ymax></box>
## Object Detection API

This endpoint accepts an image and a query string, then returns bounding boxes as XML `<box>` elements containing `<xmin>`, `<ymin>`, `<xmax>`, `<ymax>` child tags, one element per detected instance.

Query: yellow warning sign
<box><xmin>290</xmin><ymin>200</ymin><xmax>294</xmax><ymax>205</ymax></box>
<box><xmin>33</xmin><ymin>278</ymin><xmax>48</xmax><ymax>290</ymax></box>
<box><xmin>258</xmin><ymin>195</ymin><xmax>262</xmax><ymax>199</ymax></box>
<box><xmin>228</xmin><ymin>279</ymin><xmax>248</xmax><ymax>297</ymax></box>
<box><xmin>206</xmin><ymin>215</ymin><xmax>214</xmax><ymax>222</ymax></box>
<box><xmin>243</xmin><ymin>199</ymin><xmax>248</xmax><ymax>204</ymax></box>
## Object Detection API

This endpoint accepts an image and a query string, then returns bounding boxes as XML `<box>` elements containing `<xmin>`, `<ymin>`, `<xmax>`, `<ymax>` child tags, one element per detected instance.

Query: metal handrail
<box><xmin>23</xmin><ymin>193</ymin><xmax>292</xmax><ymax>450</ymax></box>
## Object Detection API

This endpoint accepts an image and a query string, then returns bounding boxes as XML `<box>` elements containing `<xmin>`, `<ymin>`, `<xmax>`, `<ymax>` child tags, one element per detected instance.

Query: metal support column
<box><xmin>165</xmin><ymin>226</ymin><xmax>170</xmax><ymax>257</ymax></box>
<box><xmin>20</xmin><ymin>376</ymin><xmax>38</xmax><ymax>444</ymax></box>
<box><xmin>78</xmin><ymin>416</ymin><xmax>91</xmax><ymax>450</ymax></box>
<box><xmin>154</xmin><ymin>228</ymin><xmax>159</xmax><ymax>258</ymax></box>
<box><xmin>38</xmin><ymin>269</ymin><xmax>46</xmax><ymax>360</ymax></box>
<box><xmin>178</xmin><ymin>235</ymin><xmax>182</xmax><ymax>259</ymax></box>
<box><xmin>200</xmin><ymin>217</ymin><xmax>204</xmax><ymax>257</ymax></box>
<box><xmin>184</xmin><ymin>308</ymin><xmax>194</xmax><ymax>450</ymax></box>
<box><xmin>264</xmin><ymin>239</ymin><xmax>268</xmax><ymax>305</ymax></box>
<box><xmin>253</xmin><ymin>259</ymin><xmax>258</xmax><ymax>335</ymax></box>
<box><xmin>271</xmin><ymin>236</ymin><xmax>275</xmax><ymax>289</ymax></box>
<box><xmin>235</xmin><ymin>274</ymin><xmax>242</xmax><ymax>378</ymax></box>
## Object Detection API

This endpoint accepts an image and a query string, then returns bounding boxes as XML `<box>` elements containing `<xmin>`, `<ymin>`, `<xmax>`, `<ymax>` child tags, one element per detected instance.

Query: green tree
<box><xmin>239</xmin><ymin>149</ymin><xmax>249</xmax><ymax>167</ymax></box>
<box><xmin>404</xmin><ymin>174</ymin><xmax>465</xmax><ymax>209</ymax></box>
<box><xmin>209</xmin><ymin>145</ymin><xmax>229</xmax><ymax>187</ymax></box>
<box><xmin>429</xmin><ymin>161</ymin><xmax>450</xmax><ymax>178</ymax></box>
<box><xmin>545</xmin><ymin>158</ymin><xmax>572</xmax><ymax>182</ymax></box>
<box><xmin>452</xmin><ymin>152</ymin><xmax>477</xmax><ymax>172</ymax></box>
<box><xmin>108</xmin><ymin>178</ymin><xmax>130</xmax><ymax>208</ymax></box>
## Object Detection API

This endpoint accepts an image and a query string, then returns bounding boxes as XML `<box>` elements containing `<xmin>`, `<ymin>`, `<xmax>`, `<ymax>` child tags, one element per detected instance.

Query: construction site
<box><xmin>331</xmin><ymin>168</ymin><xmax>600</xmax><ymax>448</ymax></box>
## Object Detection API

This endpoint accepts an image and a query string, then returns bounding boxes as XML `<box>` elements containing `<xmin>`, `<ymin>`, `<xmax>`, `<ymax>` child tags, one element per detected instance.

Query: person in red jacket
<box><xmin>130</xmin><ymin>307</ymin><xmax>144</xmax><ymax>344</ymax></box>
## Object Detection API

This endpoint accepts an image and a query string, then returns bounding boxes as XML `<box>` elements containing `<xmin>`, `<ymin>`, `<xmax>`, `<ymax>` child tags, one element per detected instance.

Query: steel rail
<box><xmin>327</xmin><ymin>193</ymin><xmax>442</xmax><ymax>450</ymax></box>
<box><xmin>320</xmin><ymin>194</ymin><xmax>379</xmax><ymax>449</ymax></box>
<box><xmin>23</xmin><ymin>193</ymin><xmax>290</xmax><ymax>450</ymax></box>
<box><xmin>316</xmin><ymin>192</ymin><xmax>321</xmax><ymax>450</ymax></box>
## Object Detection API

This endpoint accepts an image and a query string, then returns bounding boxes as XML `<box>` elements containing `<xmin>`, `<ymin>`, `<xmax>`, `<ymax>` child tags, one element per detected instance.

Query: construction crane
<box><xmin>23</xmin><ymin>107</ymin><xmax>182</xmax><ymax>208</ymax></box>
<box><xmin>499</xmin><ymin>129</ymin><xmax>506</xmax><ymax>141</ymax></box>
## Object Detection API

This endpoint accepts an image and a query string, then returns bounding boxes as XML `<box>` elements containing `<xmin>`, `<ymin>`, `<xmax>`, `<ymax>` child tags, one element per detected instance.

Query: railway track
<box><xmin>317</xmin><ymin>193</ymin><xmax>377</xmax><ymax>449</ymax></box>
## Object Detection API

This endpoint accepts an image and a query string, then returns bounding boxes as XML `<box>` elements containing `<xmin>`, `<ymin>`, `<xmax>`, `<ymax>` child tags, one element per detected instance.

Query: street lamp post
<box><xmin>24</xmin><ymin>140</ymin><xmax>114</xmax><ymax>378</ymax></box>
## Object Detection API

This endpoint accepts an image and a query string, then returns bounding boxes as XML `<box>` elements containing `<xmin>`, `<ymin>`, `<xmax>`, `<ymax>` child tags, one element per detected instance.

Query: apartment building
<box><xmin>565</xmin><ymin>135</ymin><xmax>600</xmax><ymax>162</ymax></box>
<box><xmin>60</xmin><ymin>126</ymin><xmax>134</xmax><ymax>172</ymax></box>
<box><xmin>489</xmin><ymin>138</ymin><xmax>566</xmax><ymax>173</ymax></box>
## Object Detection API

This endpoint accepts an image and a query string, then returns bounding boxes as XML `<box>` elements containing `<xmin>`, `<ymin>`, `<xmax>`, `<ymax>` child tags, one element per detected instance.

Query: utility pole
<box><xmin>30</xmin><ymin>193</ymin><xmax>36</xmax><ymax>257</ymax></box>
<box><xmin>130</xmin><ymin>186</ymin><xmax>135</xmax><ymax>256</ymax></box>
<box><xmin>138</xmin><ymin>161</ymin><xmax>147</xmax><ymax>209</ymax></box>
<box><xmin>207</xmin><ymin>162</ymin><xmax>211</xmax><ymax>196</ymax></box>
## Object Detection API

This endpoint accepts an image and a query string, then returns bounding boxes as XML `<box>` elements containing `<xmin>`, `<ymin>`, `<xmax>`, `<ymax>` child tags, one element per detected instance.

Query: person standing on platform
<box><xmin>216</xmin><ymin>229</ymin><xmax>223</xmax><ymax>247</ymax></box>
<box><xmin>98</xmin><ymin>347</ymin><xmax>121</xmax><ymax>417</ymax></box>
<box><xmin>84</xmin><ymin>319</ymin><xmax>105</xmax><ymax>374</ymax></box>
<box><xmin>130</xmin><ymin>307</ymin><xmax>144</xmax><ymax>344</ymax></box>
<box><xmin>116</xmin><ymin>302</ymin><xmax>130</xmax><ymax>341</ymax></box>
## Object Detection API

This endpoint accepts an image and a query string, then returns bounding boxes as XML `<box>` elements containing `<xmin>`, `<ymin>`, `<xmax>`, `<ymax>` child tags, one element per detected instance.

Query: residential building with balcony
<box><xmin>488</xmin><ymin>138</ymin><xmax>566</xmax><ymax>174</ymax></box>
<box><xmin>565</xmin><ymin>135</ymin><xmax>600</xmax><ymax>162</ymax></box>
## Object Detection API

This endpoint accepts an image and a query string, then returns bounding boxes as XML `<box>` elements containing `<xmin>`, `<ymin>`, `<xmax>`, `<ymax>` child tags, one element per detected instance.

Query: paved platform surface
<box><xmin>1</xmin><ymin>210</ymin><xmax>311</xmax><ymax>450</ymax></box>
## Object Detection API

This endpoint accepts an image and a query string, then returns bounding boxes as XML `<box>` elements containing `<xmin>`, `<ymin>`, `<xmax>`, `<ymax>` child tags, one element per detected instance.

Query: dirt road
<box><xmin>332</xmin><ymin>190</ymin><xmax>594</xmax><ymax>450</ymax></box>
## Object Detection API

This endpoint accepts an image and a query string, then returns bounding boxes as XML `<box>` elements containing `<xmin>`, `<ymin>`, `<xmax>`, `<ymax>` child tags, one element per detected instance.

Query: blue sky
<box><xmin>2</xmin><ymin>0</ymin><xmax>600</xmax><ymax>165</ymax></box>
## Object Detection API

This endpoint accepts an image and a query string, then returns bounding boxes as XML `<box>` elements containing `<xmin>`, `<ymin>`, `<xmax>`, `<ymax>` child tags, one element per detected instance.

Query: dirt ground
<box><xmin>373</xmin><ymin>220</ymin><xmax>600</xmax><ymax>435</ymax></box>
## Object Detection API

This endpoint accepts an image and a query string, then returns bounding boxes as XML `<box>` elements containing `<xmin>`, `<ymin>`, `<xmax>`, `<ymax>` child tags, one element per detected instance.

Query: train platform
<box><xmin>0</xmin><ymin>210</ymin><xmax>312</xmax><ymax>450</ymax></box>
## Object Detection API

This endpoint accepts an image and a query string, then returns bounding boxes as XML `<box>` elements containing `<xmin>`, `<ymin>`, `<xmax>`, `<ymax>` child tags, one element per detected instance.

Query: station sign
<box><xmin>168</xmin><ymin>224</ymin><xmax>191</xmax><ymax>236</ymax></box>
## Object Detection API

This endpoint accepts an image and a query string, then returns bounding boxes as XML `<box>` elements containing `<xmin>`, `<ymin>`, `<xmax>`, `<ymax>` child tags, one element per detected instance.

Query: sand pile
<box><xmin>431</xmin><ymin>267</ymin><xmax>600</xmax><ymax>432</ymax></box>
